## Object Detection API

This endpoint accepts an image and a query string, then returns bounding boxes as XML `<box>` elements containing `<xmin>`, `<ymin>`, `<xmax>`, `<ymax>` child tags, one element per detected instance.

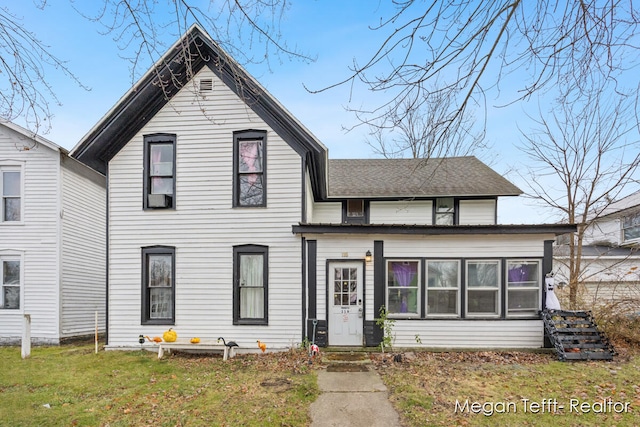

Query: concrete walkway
<box><xmin>309</xmin><ymin>354</ymin><xmax>402</xmax><ymax>427</ymax></box>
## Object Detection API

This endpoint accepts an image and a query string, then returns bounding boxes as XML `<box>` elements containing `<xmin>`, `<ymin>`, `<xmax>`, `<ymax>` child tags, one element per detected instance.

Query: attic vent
<box><xmin>199</xmin><ymin>79</ymin><xmax>213</xmax><ymax>92</ymax></box>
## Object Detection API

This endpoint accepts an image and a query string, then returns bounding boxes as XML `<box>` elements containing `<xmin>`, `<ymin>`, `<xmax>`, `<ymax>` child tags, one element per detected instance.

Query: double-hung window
<box><xmin>143</xmin><ymin>134</ymin><xmax>176</xmax><ymax>209</ymax></box>
<box><xmin>435</xmin><ymin>197</ymin><xmax>455</xmax><ymax>225</ymax></box>
<box><xmin>426</xmin><ymin>260</ymin><xmax>460</xmax><ymax>316</ymax></box>
<box><xmin>386</xmin><ymin>260</ymin><xmax>420</xmax><ymax>317</ymax></box>
<box><xmin>466</xmin><ymin>260</ymin><xmax>500</xmax><ymax>317</ymax></box>
<box><xmin>234</xmin><ymin>130</ymin><xmax>266</xmax><ymax>207</ymax></box>
<box><xmin>623</xmin><ymin>212</ymin><xmax>640</xmax><ymax>243</ymax></box>
<box><xmin>233</xmin><ymin>245</ymin><xmax>268</xmax><ymax>325</ymax></box>
<box><xmin>1</xmin><ymin>257</ymin><xmax>20</xmax><ymax>309</ymax></box>
<box><xmin>1</xmin><ymin>167</ymin><xmax>21</xmax><ymax>222</ymax></box>
<box><xmin>506</xmin><ymin>260</ymin><xmax>540</xmax><ymax>317</ymax></box>
<box><xmin>141</xmin><ymin>246</ymin><xmax>175</xmax><ymax>324</ymax></box>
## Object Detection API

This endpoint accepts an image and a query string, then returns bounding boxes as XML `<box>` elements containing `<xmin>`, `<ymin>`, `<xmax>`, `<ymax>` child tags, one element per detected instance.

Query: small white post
<box><xmin>94</xmin><ymin>311</ymin><xmax>99</xmax><ymax>354</ymax></box>
<box><xmin>21</xmin><ymin>314</ymin><xmax>31</xmax><ymax>359</ymax></box>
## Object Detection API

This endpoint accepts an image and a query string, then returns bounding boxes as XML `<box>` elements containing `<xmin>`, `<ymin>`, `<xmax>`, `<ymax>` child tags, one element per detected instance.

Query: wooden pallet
<box><xmin>541</xmin><ymin>309</ymin><xmax>615</xmax><ymax>361</ymax></box>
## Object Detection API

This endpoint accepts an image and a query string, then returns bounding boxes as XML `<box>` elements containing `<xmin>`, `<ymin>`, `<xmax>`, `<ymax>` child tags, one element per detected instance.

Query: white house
<box><xmin>555</xmin><ymin>191</ymin><xmax>640</xmax><ymax>307</ymax></box>
<box><xmin>72</xmin><ymin>25</ymin><xmax>574</xmax><ymax>351</ymax></box>
<box><xmin>0</xmin><ymin>121</ymin><xmax>106</xmax><ymax>344</ymax></box>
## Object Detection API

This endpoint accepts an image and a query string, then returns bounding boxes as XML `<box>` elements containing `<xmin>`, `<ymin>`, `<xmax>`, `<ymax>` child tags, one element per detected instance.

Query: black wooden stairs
<box><xmin>542</xmin><ymin>309</ymin><xmax>615</xmax><ymax>361</ymax></box>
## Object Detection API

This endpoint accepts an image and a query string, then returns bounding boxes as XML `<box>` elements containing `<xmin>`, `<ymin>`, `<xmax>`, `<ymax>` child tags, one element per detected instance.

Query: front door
<box><xmin>328</xmin><ymin>262</ymin><xmax>363</xmax><ymax>346</ymax></box>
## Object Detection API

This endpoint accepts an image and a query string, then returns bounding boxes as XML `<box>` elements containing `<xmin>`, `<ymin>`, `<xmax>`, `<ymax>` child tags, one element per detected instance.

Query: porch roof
<box><xmin>292</xmin><ymin>223</ymin><xmax>576</xmax><ymax>235</ymax></box>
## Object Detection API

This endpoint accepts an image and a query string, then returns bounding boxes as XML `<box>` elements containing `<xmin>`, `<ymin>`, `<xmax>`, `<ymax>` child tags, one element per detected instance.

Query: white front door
<box><xmin>328</xmin><ymin>262</ymin><xmax>364</xmax><ymax>346</ymax></box>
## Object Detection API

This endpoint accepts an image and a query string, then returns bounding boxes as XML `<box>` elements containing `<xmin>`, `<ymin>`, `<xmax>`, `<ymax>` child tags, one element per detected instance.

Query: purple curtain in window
<box><xmin>508</xmin><ymin>265</ymin><xmax>531</xmax><ymax>283</ymax></box>
<box><xmin>393</xmin><ymin>263</ymin><xmax>416</xmax><ymax>313</ymax></box>
<box><xmin>240</xmin><ymin>142</ymin><xmax>259</xmax><ymax>186</ymax></box>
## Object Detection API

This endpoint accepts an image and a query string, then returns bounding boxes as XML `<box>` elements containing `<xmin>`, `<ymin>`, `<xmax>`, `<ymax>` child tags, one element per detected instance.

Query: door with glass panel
<box><xmin>328</xmin><ymin>262</ymin><xmax>363</xmax><ymax>346</ymax></box>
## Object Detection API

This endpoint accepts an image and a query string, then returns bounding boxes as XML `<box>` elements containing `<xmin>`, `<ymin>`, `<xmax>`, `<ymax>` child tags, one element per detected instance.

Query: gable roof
<box><xmin>327</xmin><ymin>157</ymin><xmax>522</xmax><ymax>198</ymax></box>
<box><xmin>0</xmin><ymin>120</ymin><xmax>65</xmax><ymax>154</ymax></box>
<box><xmin>71</xmin><ymin>24</ymin><xmax>328</xmax><ymax>197</ymax></box>
<box><xmin>596</xmin><ymin>190</ymin><xmax>640</xmax><ymax>218</ymax></box>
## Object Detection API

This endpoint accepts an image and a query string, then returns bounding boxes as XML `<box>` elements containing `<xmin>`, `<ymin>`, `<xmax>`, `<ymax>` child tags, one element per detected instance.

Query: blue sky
<box><xmin>7</xmin><ymin>1</ymin><xmax>639</xmax><ymax>224</ymax></box>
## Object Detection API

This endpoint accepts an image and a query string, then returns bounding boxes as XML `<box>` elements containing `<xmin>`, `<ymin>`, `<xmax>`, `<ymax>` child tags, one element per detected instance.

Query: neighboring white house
<box><xmin>555</xmin><ymin>191</ymin><xmax>640</xmax><ymax>307</ymax></box>
<box><xmin>72</xmin><ymin>25</ymin><xmax>574</xmax><ymax>351</ymax></box>
<box><xmin>0</xmin><ymin>121</ymin><xmax>106</xmax><ymax>345</ymax></box>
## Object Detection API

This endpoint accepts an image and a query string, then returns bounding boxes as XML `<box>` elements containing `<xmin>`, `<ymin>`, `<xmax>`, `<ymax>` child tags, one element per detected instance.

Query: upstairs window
<box><xmin>343</xmin><ymin>199</ymin><xmax>368</xmax><ymax>224</ymax></box>
<box><xmin>623</xmin><ymin>212</ymin><xmax>640</xmax><ymax>243</ymax></box>
<box><xmin>234</xmin><ymin>130</ymin><xmax>267</xmax><ymax>207</ymax></box>
<box><xmin>435</xmin><ymin>197</ymin><xmax>455</xmax><ymax>225</ymax></box>
<box><xmin>1</xmin><ymin>167</ymin><xmax>21</xmax><ymax>222</ymax></box>
<box><xmin>143</xmin><ymin>134</ymin><xmax>176</xmax><ymax>209</ymax></box>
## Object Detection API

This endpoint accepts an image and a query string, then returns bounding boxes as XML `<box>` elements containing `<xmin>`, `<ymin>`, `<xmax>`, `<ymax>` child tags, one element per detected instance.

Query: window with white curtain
<box><xmin>141</xmin><ymin>246</ymin><xmax>175</xmax><ymax>324</ymax></box>
<box><xmin>234</xmin><ymin>245</ymin><xmax>268</xmax><ymax>325</ymax></box>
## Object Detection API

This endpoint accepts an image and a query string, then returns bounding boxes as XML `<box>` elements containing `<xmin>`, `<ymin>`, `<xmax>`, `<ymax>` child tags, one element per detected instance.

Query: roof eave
<box><xmin>292</xmin><ymin>223</ymin><xmax>576</xmax><ymax>236</ymax></box>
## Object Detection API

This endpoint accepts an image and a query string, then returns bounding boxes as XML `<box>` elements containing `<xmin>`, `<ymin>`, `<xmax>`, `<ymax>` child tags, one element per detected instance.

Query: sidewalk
<box><xmin>309</xmin><ymin>353</ymin><xmax>402</xmax><ymax>427</ymax></box>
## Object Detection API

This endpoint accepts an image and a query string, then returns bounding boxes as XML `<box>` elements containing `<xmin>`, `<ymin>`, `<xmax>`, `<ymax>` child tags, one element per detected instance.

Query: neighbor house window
<box><xmin>386</xmin><ymin>260</ymin><xmax>420</xmax><ymax>317</ymax></box>
<box><xmin>234</xmin><ymin>130</ymin><xmax>266</xmax><ymax>207</ymax></box>
<box><xmin>142</xmin><ymin>246</ymin><xmax>175</xmax><ymax>324</ymax></box>
<box><xmin>466</xmin><ymin>260</ymin><xmax>500</xmax><ymax>317</ymax></box>
<box><xmin>1</xmin><ymin>167</ymin><xmax>21</xmax><ymax>222</ymax></box>
<box><xmin>233</xmin><ymin>245</ymin><xmax>268</xmax><ymax>325</ymax></box>
<box><xmin>435</xmin><ymin>197</ymin><xmax>455</xmax><ymax>225</ymax></box>
<box><xmin>1</xmin><ymin>258</ymin><xmax>20</xmax><ymax>309</ymax></box>
<box><xmin>426</xmin><ymin>260</ymin><xmax>460</xmax><ymax>316</ymax></box>
<box><xmin>506</xmin><ymin>260</ymin><xmax>540</xmax><ymax>317</ymax></box>
<box><xmin>143</xmin><ymin>134</ymin><xmax>176</xmax><ymax>209</ymax></box>
<box><xmin>623</xmin><ymin>212</ymin><xmax>640</xmax><ymax>243</ymax></box>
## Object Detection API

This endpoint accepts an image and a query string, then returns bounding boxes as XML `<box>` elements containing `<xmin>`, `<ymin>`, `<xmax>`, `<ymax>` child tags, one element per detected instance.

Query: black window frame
<box><xmin>233</xmin><ymin>130</ymin><xmax>267</xmax><ymax>208</ymax></box>
<box><xmin>143</xmin><ymin>134</ymin><xmax>177</xmax><ymax>210</ymax></box>
<box><xmin>433</xmin><ymin>197</ymin><xmax>458</xmax><ymax>225</ymax></box>
<box><xmin>141</xmin><ymin>246</ymin><xmax>176</xmax><ymax>325</ymax></box>
<box><xmin>233</xmin><ymin>244</ymin><xmax>269</xmax><ymax>325</ymax></box>
<box><xmin>342</xmin><ymin>199</ymin><xmax>369</xmax><ymax>224</ymax></box>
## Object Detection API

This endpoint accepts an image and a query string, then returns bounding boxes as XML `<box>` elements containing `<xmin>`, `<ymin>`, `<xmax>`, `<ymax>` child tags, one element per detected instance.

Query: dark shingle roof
<box><xmin>327</xmin><ymin>157</ymin><xmax>521</xmax><ymax>198</ymax></box>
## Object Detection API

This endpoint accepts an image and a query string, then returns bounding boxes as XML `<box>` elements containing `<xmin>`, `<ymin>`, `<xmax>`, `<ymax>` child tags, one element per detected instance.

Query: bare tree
<box><xmin>365</xmin><ymin>88</ymin><xmax>486</xmax><ymax>159</ymax></box>
<box><xmin>1</xmin><ymin>0</ymin><xmax>310</xmax><ymax>135</ymax></box>
<box><xmin>518</xmin><ymin>88</ymin><xmax>640</xmax><ymax>308</ymax></box>
<box><xmin>0</xmin><ymin>4</ymin><xmax>88</xmax><ymax>135</ymax></box>
<box><xmin>311</xmin><ymin>0</ymin><xmax>640</xmax><ymax>142</ymax></box>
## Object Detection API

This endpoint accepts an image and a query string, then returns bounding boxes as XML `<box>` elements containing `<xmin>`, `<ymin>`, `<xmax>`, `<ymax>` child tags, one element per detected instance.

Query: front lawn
<box><xmin>0</xmin><ymin>345</ymin><xmax>318</xmax><ymax>427</ymax></box>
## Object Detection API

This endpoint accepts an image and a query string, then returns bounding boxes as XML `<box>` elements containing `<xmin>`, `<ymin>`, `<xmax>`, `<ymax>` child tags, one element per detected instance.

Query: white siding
<box><xmin>583</xmin><ymin>217</ymin><xmax>622</xmax><ymax>246</ymax></box>
<box><xmin>107</xmin><ymin>68</ymin><xmax>304</xmax><ymax>349</ymax></box>
<box><xmin>311</xmin><ymin>202</ymin><xmax>342</xmax><ymax>223</ymax></box>
<box><xmin>370</xmin><ymin>200</ymin><xmax>432</xmax><ymax>224</ymax></box>
<box><xmin>458</xmin><ymin>199</ymin><xmax>496</xmax><ymax>225</ymax></box>
<box><xmin>0</xmin><ymin>126</ymin><xmax>60</xmax><ymax>344</ymax></box>
<box><xmin>393</xmin><ymin>320</ymin><xmax>544</xmax><ymax>348</ymax></box>
<box><xmin>307</xmin><ymin>233</ymin><xmax>553</xmax><ymax>348</ymax></box>
<box><xmin>60</xmin><ymin>158</ymin><xmax>106</xmax><ymax>337</ymax></box>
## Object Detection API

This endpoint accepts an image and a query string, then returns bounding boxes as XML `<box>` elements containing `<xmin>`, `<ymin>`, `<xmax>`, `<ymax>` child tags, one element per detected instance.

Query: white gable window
<box><xmin>623</xmin><ymin>212</ymin><xmax>640</xmax><ymax>243</ymax></box>
<box><xmin>1</xmin><ymin>257</ymin><xmax>20</xmax><ymax>309</ymax></box>
<box><xmin>1</xmin><ymin>167</ymin><xmax>21</xmax><ymax>222</ymax></box>
<box><xmin>506</xmin><ymin>260</ymin><xmax>541</xmax><ymax>317</ymax></box>
<box><xmin>386</xmin><ymin>260</ymin><xmax>420</xmax><ymax>317</ymax></box>
<box><xmin>466</xmin><ymin>260</ymin><xmax>500</xmax><ymax>317</ymax></box>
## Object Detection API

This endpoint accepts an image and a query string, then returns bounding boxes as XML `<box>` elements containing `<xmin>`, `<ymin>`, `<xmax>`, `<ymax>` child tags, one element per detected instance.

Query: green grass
<box><xmin>0</xmin><ymin>345</ymin><xmax>318</xmax><ymax>427</ymax></box>
<box><xmin>376</xmin><ymin>347</ymin><xmax>640</xmax><ymax>426</ymax></box>
<box><xmin>4</xmin><ymin>344</ymin><xmax>640</xmax><ymax>426</ymax></box>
